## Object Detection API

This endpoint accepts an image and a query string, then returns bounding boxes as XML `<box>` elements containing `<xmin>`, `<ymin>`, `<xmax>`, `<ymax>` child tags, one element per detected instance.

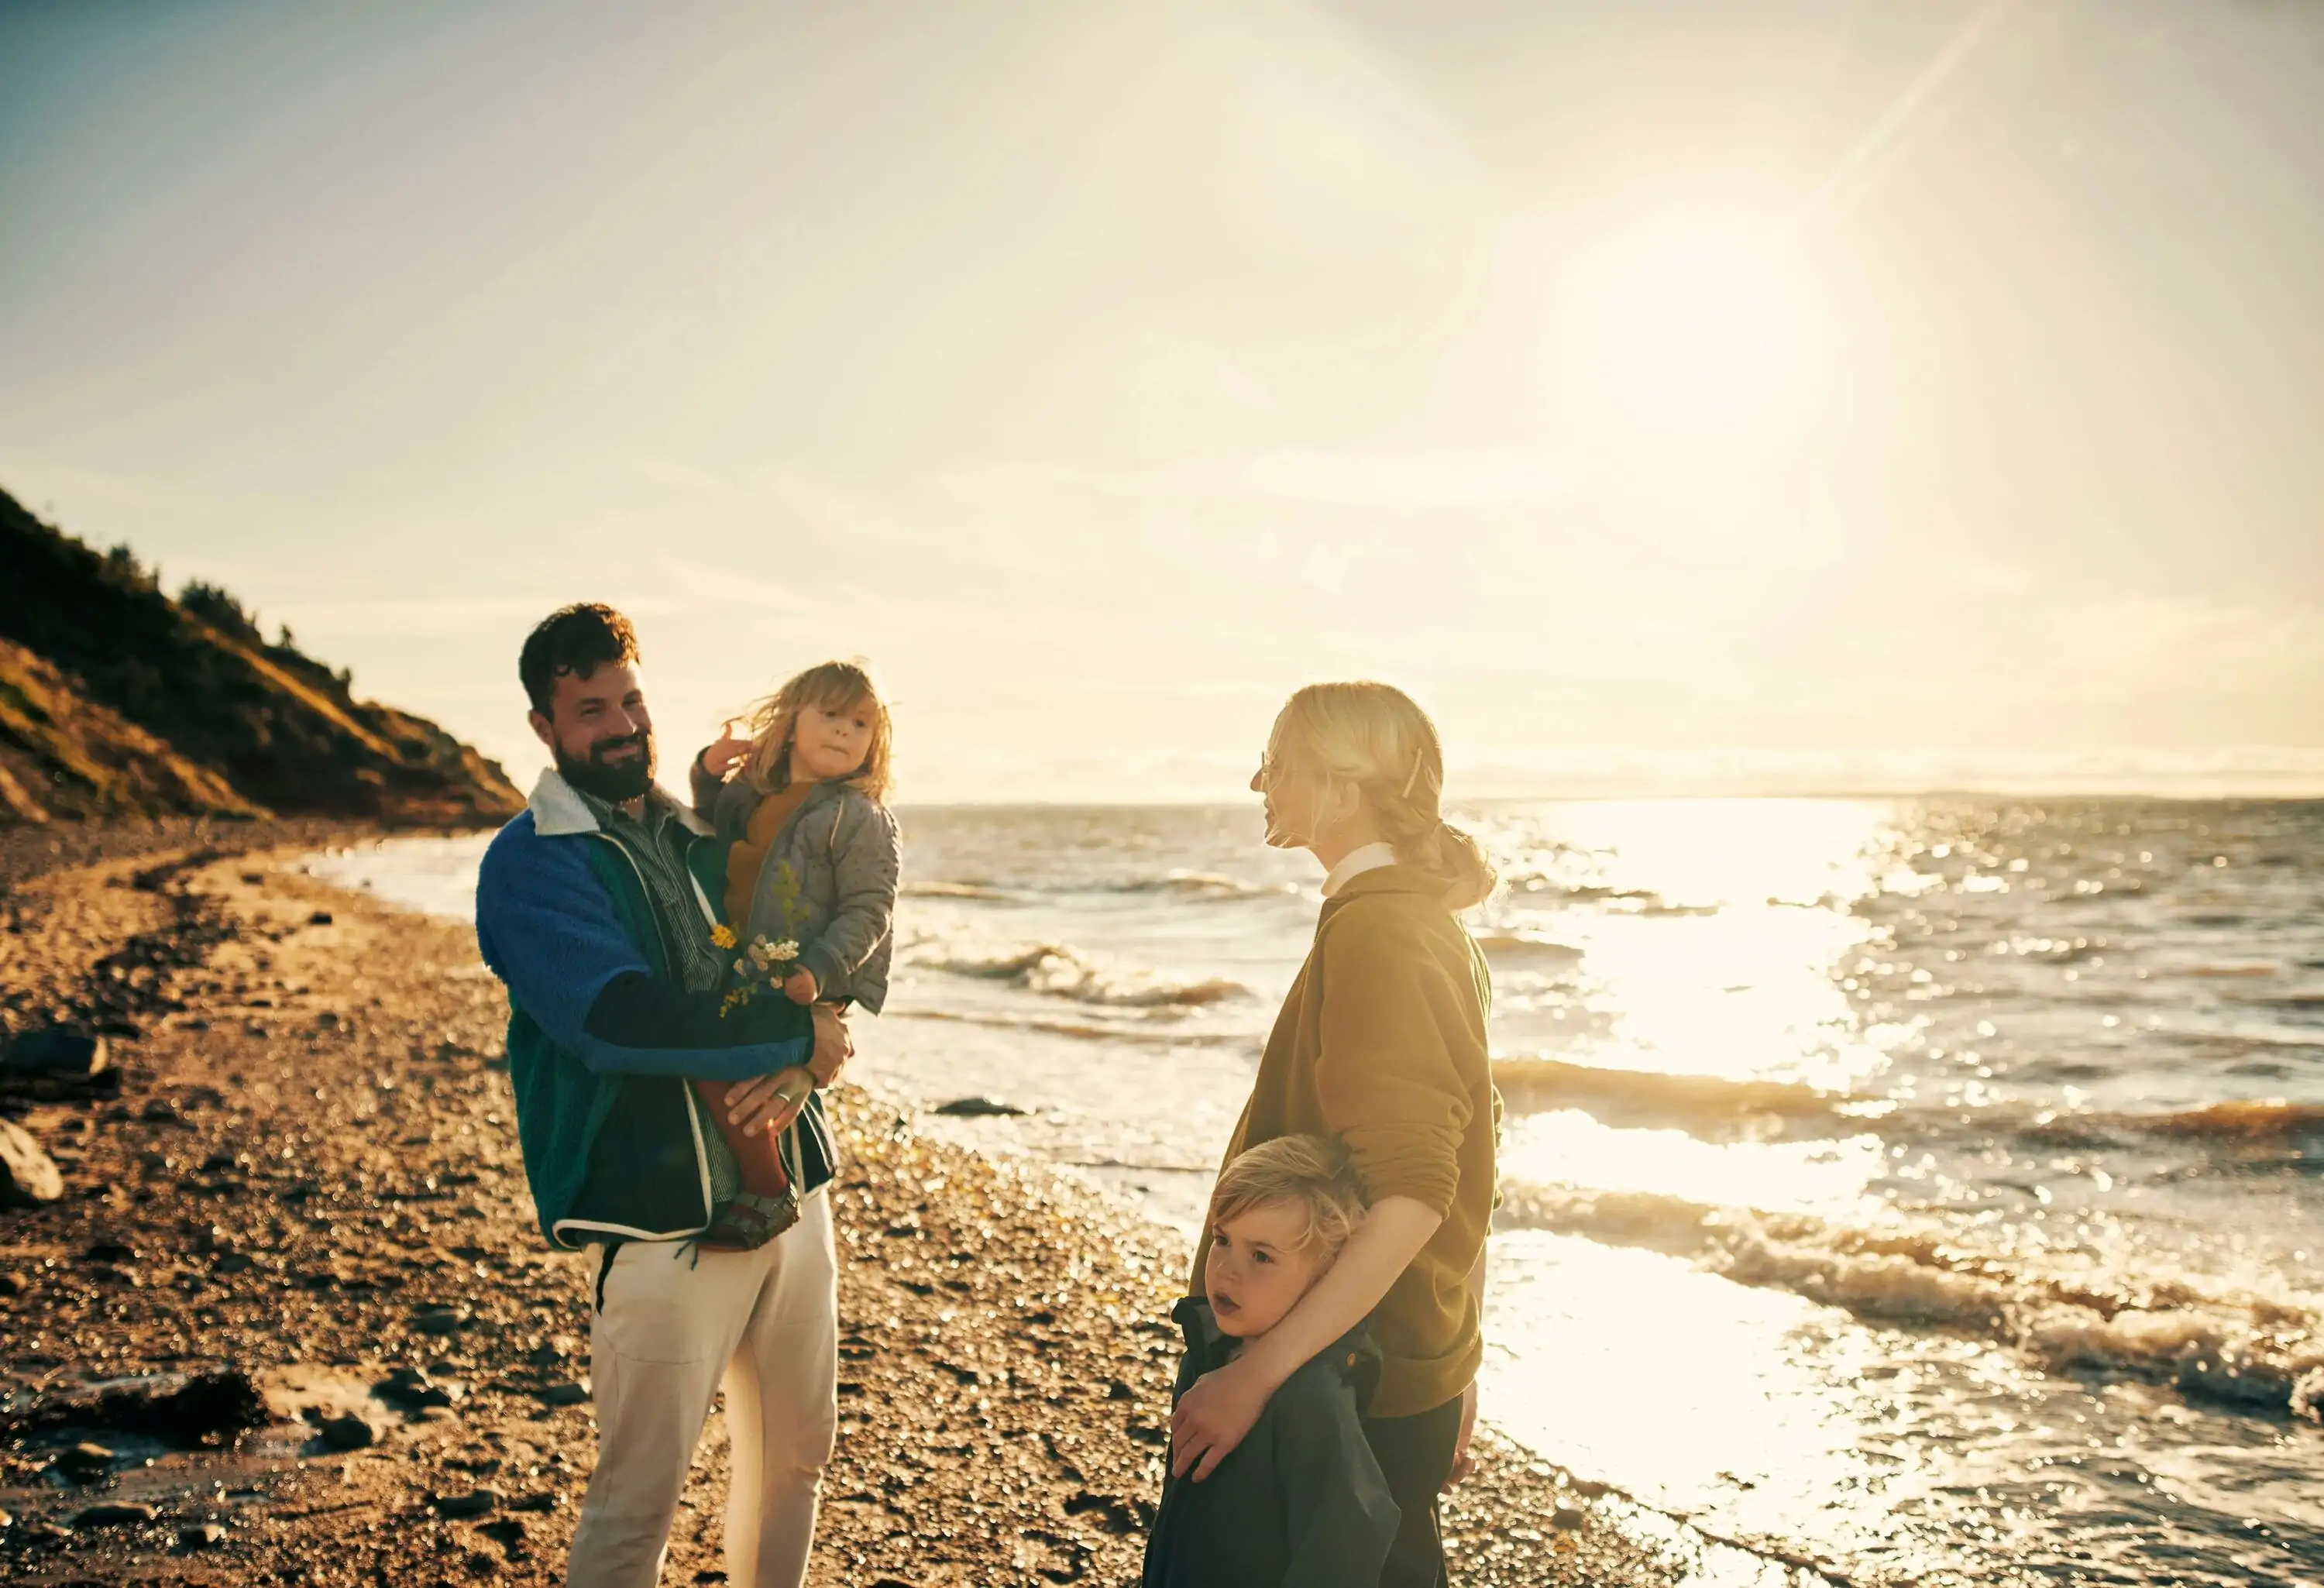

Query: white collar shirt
<box><xmin>1321</xmin><ymin>840</ymin><xmax>1400</xmax><ymax>898</ymax></box>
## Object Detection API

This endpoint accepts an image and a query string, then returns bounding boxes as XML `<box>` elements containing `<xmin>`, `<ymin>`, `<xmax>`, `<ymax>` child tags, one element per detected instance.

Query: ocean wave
<box><xmin>917</xmin><ymin>941</ymin><xmax>1250</xmax><ymax>1009</ymax></box>
<box><xmin>1492</xmin><ymin>1056</ymin><xmax>2324</xmax><ymax>1161</ymax></box>
<box><xmin>902</xmin><ymin>881</ymin><xmax>1019</xmax><ymax>902</ymax></box>
<box><xmin>1472</xmin><ymin>933</ymin><xmax>1586</xmax><ymax>968</ymax></box>
<box><xmin>2244</xmin><ymin>993</ymin><xmax>2324</xmax><ymax>1014</ymax></box>
<box><xmin>1502</xmin><ymin>876</ymin><xmax>1721</xmax><ymax>915</ymax></box>
<box><xmin>1492</xmin><ymin>1057</ymin><xmax>1851</xmax><ymax>1138</ymax></box>
<box><xmin>911</xmin><ymin>871</ymin><xmax>1294</xmax><ymax>903</ymax></box>
<box><xmin>1099</xmin><ymin>871</ymin><xmax>1296</xmax><ymax>901</ymax></box>
<box><xmin>2119</xmin><ymin>1099</ymin><xmax>2324</xmax><ymax>1140</ymax></box>
<box><xmin>1546</xmin><ymin>883</ymin><xmax>1659</xmax><ymax>903</ymax></box>
<box><xmin>1496</xmin><ymin>1181</ymin><xmax>2324</xmax><ymax>1417</ymax></box>
<box><xmin>2159</xmin><ymin>1020</ymin><xmax>2324</xmax><ymax>1051</ymax></box>
<box><xmin>890</xmin><ymin>1009</ymin><xmax>1248</xmax><ymax>1047</ymax></box>
<box><xmin>2023</xmin><ymin>1098</ymin><xmax>2324</xmax><ymax>1152</ymax></box>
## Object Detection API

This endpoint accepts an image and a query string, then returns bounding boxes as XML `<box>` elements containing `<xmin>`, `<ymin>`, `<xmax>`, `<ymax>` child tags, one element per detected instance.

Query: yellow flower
<box><xmin>710</xmin><ymin>924</ymin><xmax>737</xmax><ymax>949</ymax></box>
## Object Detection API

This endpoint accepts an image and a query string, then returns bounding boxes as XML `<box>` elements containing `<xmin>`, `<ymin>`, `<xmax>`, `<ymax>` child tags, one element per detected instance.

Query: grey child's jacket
<box><xmin>690</xmin><ymin>760</ymin><xmax>900</xmax><ymax>1012</ymax></box>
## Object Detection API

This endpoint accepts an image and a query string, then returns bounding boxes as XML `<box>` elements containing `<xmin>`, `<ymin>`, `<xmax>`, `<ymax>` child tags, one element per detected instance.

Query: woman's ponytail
<box><xmin>1273</xmin><ymin>681</ymin><xmax>1498</xmax><ymax>911</ymax></box>
<box><xmin>1408</xmin><ymin>819</ymin><xmax>1496</xmax><ymax>911</ymax></box>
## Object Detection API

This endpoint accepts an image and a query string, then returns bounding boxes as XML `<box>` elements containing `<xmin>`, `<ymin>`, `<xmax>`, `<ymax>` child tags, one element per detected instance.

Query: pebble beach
<box><xmin>0</xmin><ymin>829</ymin><xmax>1774</xmax><ymax>1587</ymax></box>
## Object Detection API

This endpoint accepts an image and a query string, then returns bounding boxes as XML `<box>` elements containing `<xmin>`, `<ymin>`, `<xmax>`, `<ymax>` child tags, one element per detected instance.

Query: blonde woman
<box><xmin>1172</xmin><ymin>682</ymin><xmax>1497</xmax><ymax>1588</ymax></box>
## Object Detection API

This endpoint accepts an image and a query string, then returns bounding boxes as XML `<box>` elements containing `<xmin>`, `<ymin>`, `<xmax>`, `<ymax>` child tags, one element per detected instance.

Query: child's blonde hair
<box><xmin>1210</xmin><ymin>1135</ymin><xmax>1370</xmax><ymax>1263</ymax></box>
<box><xmin>1268</xmin><ymin>681</ymin><xmax>1497</xmax><ymax>910</ymax></box>
<box><xmin>738</xmin><ymin>660</ymin><xmax>894</xmax><ymax>804</ymax></box>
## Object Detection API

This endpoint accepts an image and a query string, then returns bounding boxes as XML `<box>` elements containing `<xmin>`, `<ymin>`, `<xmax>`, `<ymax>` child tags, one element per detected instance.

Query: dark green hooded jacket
<box><xmin>1143</xmin><ymin>1297</ymin><xmax>1401</xmax><ymax>1588</ymax></box>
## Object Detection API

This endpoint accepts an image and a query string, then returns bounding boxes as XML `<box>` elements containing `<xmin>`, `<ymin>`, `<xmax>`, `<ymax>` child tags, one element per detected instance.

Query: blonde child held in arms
<box><xmin>688</xmin><ymin>660</ymin><xmax>901</xmax><ymax>1249</ymax></box>
<box><xmin>1143</xmin><ymin>1136</ymin><xmax>1401</xmax><ymax>1588</ymax></box>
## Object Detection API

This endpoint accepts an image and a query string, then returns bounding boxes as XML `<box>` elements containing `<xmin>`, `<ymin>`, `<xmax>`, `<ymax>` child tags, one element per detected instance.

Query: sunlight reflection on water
<box><xmin>1480</xmin><ymin>1231</ymin><xmax>1920</xmax><ymax>1566</ymax></box>
<box><xmin>1499</xmin><ymin>1110</ymin><xmax>1888</xmax><ymax>1219</ymax></box>
<box><xmin>1481</xmin><ymin>799</ymin><xmax>1896</xmax><ymax>1094</ymax></box>
<box><xmin>309</xmin><ymin>796</ymin><xmax>2324</xmax><ymax>1586</ymax></box>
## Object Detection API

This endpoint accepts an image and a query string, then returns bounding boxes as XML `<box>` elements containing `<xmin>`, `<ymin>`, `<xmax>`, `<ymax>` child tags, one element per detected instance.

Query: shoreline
<box><xmin>0</xmin><ymin>830</ymin><xmax>1806</xmax><ymax>1586</ymax></box>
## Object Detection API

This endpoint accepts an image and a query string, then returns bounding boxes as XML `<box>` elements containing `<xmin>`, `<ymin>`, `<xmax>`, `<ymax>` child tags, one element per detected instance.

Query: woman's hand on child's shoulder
<box><xmin>1170</xmin><ymin>1356</ymin><xmax>1274</xmax><ymax>1481</ymax></box>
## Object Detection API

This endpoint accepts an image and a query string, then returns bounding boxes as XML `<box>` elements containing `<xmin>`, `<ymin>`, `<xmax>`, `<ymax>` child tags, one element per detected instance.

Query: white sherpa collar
<box><xmin>527</xmin><ymin>767</ymin><xmax>713</xmax><ymax>840</ymax></box>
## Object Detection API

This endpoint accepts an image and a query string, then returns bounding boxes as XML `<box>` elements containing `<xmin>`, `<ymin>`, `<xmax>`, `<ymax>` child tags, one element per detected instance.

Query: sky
<box><xmin>3</xmin><ymin>0</ymin><xmax>2321</xmax><ymax>802</ymax></box>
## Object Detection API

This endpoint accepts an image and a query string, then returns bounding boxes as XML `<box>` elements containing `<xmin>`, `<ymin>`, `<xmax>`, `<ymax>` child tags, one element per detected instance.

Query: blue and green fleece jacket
<box><xmin>476</xmin><ymin>768</ymin><xmax>835</xmax><ymax>1249</ymax></box>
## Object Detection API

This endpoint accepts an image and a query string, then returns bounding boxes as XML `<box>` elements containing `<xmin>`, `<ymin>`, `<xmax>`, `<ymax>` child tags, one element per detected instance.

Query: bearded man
<box><xmin>474</xmin><ymin>603</ymin><xmax>847</xmax><ymax>1588</ymax></box>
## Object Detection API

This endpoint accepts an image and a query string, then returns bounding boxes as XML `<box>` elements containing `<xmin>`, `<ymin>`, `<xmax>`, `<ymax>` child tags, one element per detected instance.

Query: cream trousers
<box><xmin>567</xmin><ymin>1193</ymin><xmax>838</xmax><ymax>1588</ymax></box>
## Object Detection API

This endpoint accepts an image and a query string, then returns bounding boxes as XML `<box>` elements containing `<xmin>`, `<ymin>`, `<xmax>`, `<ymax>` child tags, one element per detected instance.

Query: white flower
<box><xmin>768</xmin><ymin>939</ymin><xmax>801</xmax><ymax>963</ymax></box>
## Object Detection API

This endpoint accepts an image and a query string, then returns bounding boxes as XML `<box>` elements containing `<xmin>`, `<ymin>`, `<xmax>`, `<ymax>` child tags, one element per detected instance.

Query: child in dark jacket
<box><xmin>686</xmin><ymin>659</ymin><xmax>901</xmax><ymax>1248</ymax></box>
<box><xmin>1144</xmin><ymin>1136</ymin><xmax>1400</xmax><ymax>1588</ymax></box>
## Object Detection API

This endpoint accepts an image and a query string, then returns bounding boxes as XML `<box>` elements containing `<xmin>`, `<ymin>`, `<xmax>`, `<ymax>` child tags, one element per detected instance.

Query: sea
<box><xmin>308</xmin><ymin>796</ymin><xmax>2324</xmax><ymax>1587</ymax></box>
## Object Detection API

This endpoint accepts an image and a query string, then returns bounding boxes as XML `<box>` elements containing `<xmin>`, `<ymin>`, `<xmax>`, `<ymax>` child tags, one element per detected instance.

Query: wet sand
<box><xmin>0</xmin><ymin>834</ymin><xmax>1781</xmax><ymax>1586</ymax></box>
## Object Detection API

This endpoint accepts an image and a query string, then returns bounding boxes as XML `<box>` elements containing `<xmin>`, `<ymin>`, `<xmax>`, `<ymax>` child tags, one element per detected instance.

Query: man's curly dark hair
<box><xmin>518</xmin><ymin>603</ymin><xmax>641</xmax><ymax>713</ymax></box>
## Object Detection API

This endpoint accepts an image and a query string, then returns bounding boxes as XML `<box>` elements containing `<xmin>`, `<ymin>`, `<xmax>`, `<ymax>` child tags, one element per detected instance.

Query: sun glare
<box><xmin>1586</xmin><ymin>211</ymin><xmax>1824</xmax><ymax>438</ymax></box>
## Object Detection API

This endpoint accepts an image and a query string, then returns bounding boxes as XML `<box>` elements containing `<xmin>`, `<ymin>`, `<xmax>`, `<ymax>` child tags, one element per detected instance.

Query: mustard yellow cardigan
<box><xmin>1191</xmin><ymin>862</ymin><xmax>1498</xmax><ymax>1418</ymax></box>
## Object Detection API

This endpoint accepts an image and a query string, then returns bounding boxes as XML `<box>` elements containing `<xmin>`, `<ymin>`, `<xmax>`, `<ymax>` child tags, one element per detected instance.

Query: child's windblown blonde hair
<box><xmin>1268</xmin><ymin>681</ymin><xmax>1497</xmax><ymax>910</ymax></box>
<box><xmin>1210</xmin><ymin>1135</ymin><xmax>1370</xmax><ymax>1263</ymax></box>
<box><xmin>738</xmin><ymin>659</ymin><xmax>895</xmax><ymax>804</ymax></box>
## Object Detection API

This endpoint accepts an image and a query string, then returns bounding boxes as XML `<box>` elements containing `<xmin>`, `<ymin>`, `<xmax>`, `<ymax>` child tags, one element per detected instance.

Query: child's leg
<box><xmin>689</xmin><ymin>1078</ymin><xmax>794</xmax><ymax>1198</ymax></box>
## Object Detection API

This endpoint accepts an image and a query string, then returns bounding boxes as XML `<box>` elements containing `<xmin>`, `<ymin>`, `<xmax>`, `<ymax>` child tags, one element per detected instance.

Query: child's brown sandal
<box><xmin>701</xmin><ymin>1188</ymin><xmax>801</xmax><ymax>1250</ymax></box>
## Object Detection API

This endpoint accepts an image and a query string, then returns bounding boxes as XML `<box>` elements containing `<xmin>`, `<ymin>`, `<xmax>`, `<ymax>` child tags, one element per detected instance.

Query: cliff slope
<box><xmin>0</xmin><ymin>488</ymin><xmax>521</xmax><ymax>826</ymax></box>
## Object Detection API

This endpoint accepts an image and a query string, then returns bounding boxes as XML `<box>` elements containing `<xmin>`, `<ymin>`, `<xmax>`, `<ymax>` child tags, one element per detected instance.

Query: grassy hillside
<box><xmin>0</xmin><ymin>488</ymin><xmax>521</xmax><ymax>826</ymax></box>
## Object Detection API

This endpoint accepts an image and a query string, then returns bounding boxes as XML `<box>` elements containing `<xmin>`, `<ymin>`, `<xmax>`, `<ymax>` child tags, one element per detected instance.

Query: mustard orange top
<box><xmin>1190</xmin><ymin>864</ymin><xmax>1498</xmax><ymax>1418</ymax></box>
<box><xmin>722</xmin><ymin>779</ymin><xmax>818</xmax><ymax>933</ymax></box>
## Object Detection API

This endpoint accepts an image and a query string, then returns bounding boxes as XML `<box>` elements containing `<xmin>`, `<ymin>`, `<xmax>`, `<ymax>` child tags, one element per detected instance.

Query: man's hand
<box><xmin>724</xmin><ymin>1066</ymin><xmax>814</xmax><ymax>1137</ymax></box>
<box><xmin>721</xmin><ymin>1001</ymin><xmax>847</xmax><ymax>1137</ymax></box>
<box><xmin>1169</xmin><ymin>1353</ymin><xmax>1275</xmax><ymax>1481</ymax></box>
<box><xmin>783</xmin><ymin>968</ymin><xmax>820</xmax><ymax>1005</ymax></box>
<box><xmin>1443</xmin><ymin>1378</ymin><xmax>1479</xmax><ymax>1490</ymax></box>
<box><xmin>807</xmin><ymin>1002</ymin><xmax>852</xmax><ymax>1088</ymax></box>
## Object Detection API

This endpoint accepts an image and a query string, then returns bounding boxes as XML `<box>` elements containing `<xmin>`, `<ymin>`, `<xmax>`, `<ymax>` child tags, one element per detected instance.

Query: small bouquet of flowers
<box><xmin>713</xmin><ymin>858</ymin><xmax>817</xmax><ymax>1017</ymax></box>
<box><xmin>710</xmin><ymin>925</ymin><xmax>814</xmax><ymax>1113</ymax></box>
<box><xmin>713</xmin><ymin>924</ymin><xmax>803</xmax><ymax>1016</ymax></box>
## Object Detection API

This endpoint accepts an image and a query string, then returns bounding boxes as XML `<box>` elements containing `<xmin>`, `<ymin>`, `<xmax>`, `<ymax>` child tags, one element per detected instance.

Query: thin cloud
<box><xmin>1113</xmin><ymin>447</ymin><xmax>1580</xmax><ymax>514</ymax></box>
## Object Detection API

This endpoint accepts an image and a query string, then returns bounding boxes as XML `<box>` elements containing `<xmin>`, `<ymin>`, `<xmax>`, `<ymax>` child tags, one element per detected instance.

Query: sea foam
<box><xmin>1497</xmin><ymin>1181</ymin><xmax>2324</xmax><ymax>1417</ymax></box>
<box><xmin>1494</xmin><ymin>1056</ymin><xmax>2324</xmax><ymax>1164</ymax></box>
<box><xmin>916</xmin><ymin>940</ymin><xmax>1249</xmax><ymax>1009</ymax></box>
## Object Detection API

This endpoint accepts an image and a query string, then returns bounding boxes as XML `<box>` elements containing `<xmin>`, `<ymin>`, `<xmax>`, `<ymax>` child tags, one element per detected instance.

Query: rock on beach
<box><xmin>431</xmin><ymin>1487</ymin><xmax>501</xmax><ymax>1519</ymax></box>
<box><xmin>318</xmin><ymin>1411</ymin><xmax>379</xmax><ymax>1451</ymax></box>
<box><xmin>931</xmin><ymin>1095</ymin><xmax>1026</xmax><ymax>1117</ymax></box>
<box><xmin>4</xmin><ymin>1026</ymin><xmax>109</xmax><ymax>1076</ymax></box>
<box><xmin>0</xmin><ymin>1117</ymin><xmax>64</xmax><ymax>1206</ymax></box>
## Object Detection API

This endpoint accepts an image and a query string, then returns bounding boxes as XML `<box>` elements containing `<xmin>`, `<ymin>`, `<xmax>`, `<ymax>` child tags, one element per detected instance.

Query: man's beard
<box><xmin>558</xmin><ymin>729</ymin><xmax>657</xmax><ymax>804</ymax></box>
